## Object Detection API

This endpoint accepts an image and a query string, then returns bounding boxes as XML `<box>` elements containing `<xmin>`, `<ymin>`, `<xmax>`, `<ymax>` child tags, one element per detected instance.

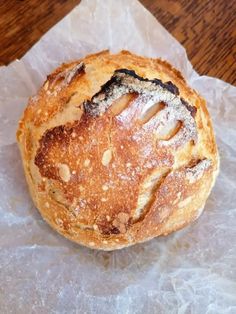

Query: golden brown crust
<box><xmin>17</xmin><ymin>50</ymin><xmax>219</xmax><ymax>250</ymax></box>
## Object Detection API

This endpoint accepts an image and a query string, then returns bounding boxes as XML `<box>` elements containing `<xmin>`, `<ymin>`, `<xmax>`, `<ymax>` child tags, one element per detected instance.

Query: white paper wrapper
<box><xmin>0</xmin><ymin>0</ymin><xmax>235</xmax><ymax>313</ymax></box>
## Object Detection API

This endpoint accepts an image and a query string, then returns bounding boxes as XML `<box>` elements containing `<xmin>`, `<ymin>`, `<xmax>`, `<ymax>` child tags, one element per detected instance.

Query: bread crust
<box><xmin>17</xmin><ymin>50</ymin><xmax>219</xmax><ymax>250</ymax></box>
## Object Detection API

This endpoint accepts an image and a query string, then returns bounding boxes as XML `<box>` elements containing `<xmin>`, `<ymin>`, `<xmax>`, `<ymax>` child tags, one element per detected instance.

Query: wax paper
<box><xmin>0</xmin><ymin>0</ymin><xmax>235</xmax><ymax>313</ymax></box>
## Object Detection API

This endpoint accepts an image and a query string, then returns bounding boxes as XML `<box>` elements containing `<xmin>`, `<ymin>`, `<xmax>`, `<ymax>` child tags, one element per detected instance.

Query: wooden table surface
<box><xmin>0</xmin><ymin>0</ymin><xmax>235</xmax><ymax>85</ymax></box>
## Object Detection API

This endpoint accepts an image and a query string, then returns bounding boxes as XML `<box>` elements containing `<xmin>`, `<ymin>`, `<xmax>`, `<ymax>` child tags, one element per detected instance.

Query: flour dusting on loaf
<box><xmin>17</xmin><ymin>50</ymin><xmax>219</xmax><ymax>250</ymax></box>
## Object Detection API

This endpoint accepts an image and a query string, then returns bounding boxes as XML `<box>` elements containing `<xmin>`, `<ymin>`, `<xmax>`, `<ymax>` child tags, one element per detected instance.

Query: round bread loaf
<box><xmin>17</xmin><ymin>50</ymin><xmax>219</xmax><ymax>250</ymax></box>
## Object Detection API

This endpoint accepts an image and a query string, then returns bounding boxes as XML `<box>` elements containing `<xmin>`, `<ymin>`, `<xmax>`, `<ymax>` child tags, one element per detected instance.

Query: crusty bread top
<box><xmin>17</xmin><ymin>50</ymin><xmax>219</xmax><ymax>250</ymax></box>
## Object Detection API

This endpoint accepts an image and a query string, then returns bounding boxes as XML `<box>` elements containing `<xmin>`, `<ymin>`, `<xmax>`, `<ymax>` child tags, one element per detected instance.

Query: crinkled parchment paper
<box><xmin>0</xmin><ymin>0</ymin><xmax>236</xmax><ymax>313</ymax></box>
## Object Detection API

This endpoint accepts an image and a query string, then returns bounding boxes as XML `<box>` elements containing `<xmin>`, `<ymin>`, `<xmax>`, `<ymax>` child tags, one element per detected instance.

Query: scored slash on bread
<box><xmin>84</xmin><ymin>68</ymin><xmax>198</xmax><ymax>148</ymax></box>
<box><xmin>17</xmin><ymin>50</ymin><xmax>219</xmax><ymax>250</ymax></box>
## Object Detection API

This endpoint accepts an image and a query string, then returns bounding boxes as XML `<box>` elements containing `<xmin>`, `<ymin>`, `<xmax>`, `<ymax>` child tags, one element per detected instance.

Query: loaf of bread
<box><xmin>17</xmin><ymin>50</ymin><xmax>219</xmax><ymax>250</ymax></box>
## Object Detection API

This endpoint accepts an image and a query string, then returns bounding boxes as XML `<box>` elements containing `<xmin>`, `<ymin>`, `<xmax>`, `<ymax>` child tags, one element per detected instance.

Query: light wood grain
<box><xmin>0</xmin><ymin>0</ymin><xmax>235</xmax><ymax>84</ymax></box>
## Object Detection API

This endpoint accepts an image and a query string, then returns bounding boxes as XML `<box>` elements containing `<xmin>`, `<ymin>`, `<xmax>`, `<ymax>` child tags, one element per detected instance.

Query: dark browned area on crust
<box><xmin>35</xmin><ymin>124</ymin><xmax>75</xmax><ymax>180</ymax></box>
<box><xmin>84</xmin><ymin>68</ymin><xmax>197</xmax><ymax>117</ymax></box>
<box><xmin>181</xmin><ymin>98</ymin><xmax>197</xmax><ymax>117</ymax></box>
<box><xmin>97</xmin><ymin>69</ymin><xmax>180</xmax><ymax>96</ymax></box>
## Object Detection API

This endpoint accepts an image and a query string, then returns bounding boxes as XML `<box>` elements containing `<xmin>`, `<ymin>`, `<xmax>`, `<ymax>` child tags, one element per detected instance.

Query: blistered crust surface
<box><xmin>17</xmin><ymin>50</ymin><xmax>219</xmax><ymax>250</ymax></box>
